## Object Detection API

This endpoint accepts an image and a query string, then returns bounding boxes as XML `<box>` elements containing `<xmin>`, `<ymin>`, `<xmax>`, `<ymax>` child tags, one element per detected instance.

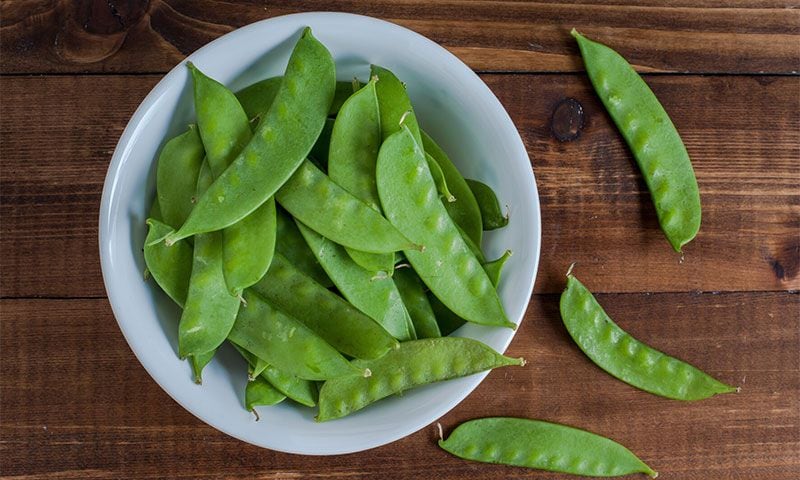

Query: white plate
<box><xmin>99</xmin><ymin>12</ymin><xmax>541</xmax><ymax>455</ymax></box>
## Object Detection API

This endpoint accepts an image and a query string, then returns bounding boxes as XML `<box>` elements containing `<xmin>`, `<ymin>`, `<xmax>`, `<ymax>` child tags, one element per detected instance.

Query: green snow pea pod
<box><xmin>371</xmin><ymin>65</ymin><xmax>422</xmax><ymax>144</ymax></box>
<box><xmin>276</xmin><ymin>159</ymin><xmax>415</xmax><ymax>254</ymax></box>
<box><xmin>393</xmin><ymin>268</ymin><xmax>441</xmax><ymax>339</ymax></box>
<box><xmin>236</xmin><ymin>78</ymin><xmax>354</xmax><ymax>121</ymax></box>
<box><xmin>149</xmin><ymin>197</ymin><xmax>162</xmax><ymax>221</ymax></box>
<box><xmin>465</xmin><ymin>179</ymin><xmax>508</xmax><ymax>230</ymax></box>
<box><xmin>178</xmin><ymin>163</ymin><xmax>240</xmax><ymax>359</ymax></box>
<box><xmin>296</xmin><ymin>222</ymin><xmax>415</xmax><ymax>341</ymax></box>
<box><xmin>426</xmin><ymin>153</ymin><xmax>455</xmax><ymax>203</ymax></box>
<box><xmin>573</xmin><ymin>30</ymin><xmax>701</xmax><ymax>252</ymax></box>
<box><xmin>228</xmin><ymin>289</ymin><xmax>362</xmax><ymax>380</ymax></box>
<box><xmin>376</xmin><ymin>127</ymin><xmax>513</xmax><ymax>329</ymax></box>
<box><xmin>190</xmin><ymin>64</ymin><xmax>276</xmax><ymax>297</ymax></box>
<box><xmin>251</xmin><ymin>253</ymin><xmax>399</xmax><ymax>360</ymax></box>
<box><xmin>144</xmin><ymin>218</ymin><xmax>192</xmax><ymax>307</ymax></box>
<box><xmin>275</xmin><ymin>207</ymin><xmax>332</xmax><ymax>287</ymax></box>
<box><xmin>483</xmin><ymin>250</ymin><xmax>512</xmax><ymax>287</ymax></box>
<box><xmin>439</xmin><ymin>417</ymin><xmax>657</xmax><ymax>478</ymax></box>
<box><xmin>190</xmin><ymin>349</ymin><xmax>216</xmax><ymax>384</ymax></box>
<box><xmin>161</xmin><ymin>28</ymin><xmax>335</xmax><ymax>245</ymax></box>
<box><xmin>245</xmin><ymin>376</ymin><xmax>286</xmax><ymax>413</ymax></box>
<box><xmin>232</xmin><ymin>344</ymin><xmax>318</xmax><ymax>407</ymax></box>
<box><xmin>457</xmin><ymin>223</ymin><xmax>485</xmax><ymax>264</ymax></box>
<box><xmin>317</xmin><ymin>338</ymin><xmax>524</xmax><ymax>421</ymax></box>
<box><xmin>327</xmin><ymin>77</ymin><xmax>395</xmax><ymax>274</ymax></box>
<box><xmin>561</xmin><ymin>272</ymin><xmax>737</xmax><ymax>400</ymax></box>
<box><xmin>155</xmin><ymin>126</ymin><xmax>204</xmax><ymax>230</ymax></box>
<box><xmin>421</xmin><ymin>130</ymin><xmax>483</xmax><ymax>247</ymax></box>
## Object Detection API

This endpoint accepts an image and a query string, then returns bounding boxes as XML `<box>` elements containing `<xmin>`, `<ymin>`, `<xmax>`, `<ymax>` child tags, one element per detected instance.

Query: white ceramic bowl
<box><xmin>100</xmin><ymin>12</ymin><xmax>540</xmax><ymax>455</ymax></box>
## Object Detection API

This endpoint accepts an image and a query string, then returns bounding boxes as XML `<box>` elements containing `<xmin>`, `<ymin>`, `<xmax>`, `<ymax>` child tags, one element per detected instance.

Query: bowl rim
<box><xmin>99</xmin><ymin>11</ymin><xmax>541</xmax><ymax>455</ymax></box>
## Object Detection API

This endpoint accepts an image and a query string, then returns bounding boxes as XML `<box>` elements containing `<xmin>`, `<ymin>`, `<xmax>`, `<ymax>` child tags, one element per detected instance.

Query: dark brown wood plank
<box><xmin>2</xmin><ymin>74</ymin><xmax>797</xmax><ymax>298</ymax></box>
<box><xmin>2</xmin><ymin>0</ymin><xmax>798</xmax><ymax>75</ymax></box>
<box><xmin>1</xmin><ymin>293</ymin><xmax>797</xmax><ymax>479</ymax></box>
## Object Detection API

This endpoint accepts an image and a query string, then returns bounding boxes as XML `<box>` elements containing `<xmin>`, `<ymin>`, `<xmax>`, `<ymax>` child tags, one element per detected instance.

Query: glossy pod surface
<box><xmin>228</xmin><ymin>289</ymin><xmax>361</xmax><ymax>380</ymax></box>
<box><xmin>317</xmin><ymin>338</ymin><xmax>524</xmax><ymax>421</ymax></box>
<box><xmin>164</xmin><ymin>28</ymin><xmax>336</xmax><ymax>243</ymax></box>
<box><xmin>233</xmin><ymin>344</ymin><xmax>318</xmax><ymax>407</ymax></box>
<box><xmin>466</xmin><ymin>179</ymin><xmax>508</xmax><ymax>230</ymax></box>
<box><xmin>376</xmin><ymin>127</ymin><xmax>513</xmax><ymax>329</ymax></box>
<box><xmin>144</xmin><ymin>219</ymin><xmax>192</xmax><ymax>308</ymax></box>
<box><xmin>155</xmin><ymin>126</ymin><xmax>204</xmax><ymax>230</ymax></box>
<box><xmin>573</xmin><ymin>30</ymin><xmax>701</xmax><ymax>252</ymax></box>
<box><xmin>277</xmin><ymin>159</ymin><xmax>414</xmax><ymax>254</ymax></box>
<box><xmin>439</xmin><ymin>417</ymin><xmax>657</xmax><ymax>478</ymax></box>
<box><xmin>392</xmin><ymin>268</ymin><xmax>441</xmax><ymax>339</ymax></box>
<box><xmin>561</xmin><ymin>274</ymin><xmax>736</xmax><ymax>400</ymax></box>
<box><xmin>245</xmin><ymin>376</ymin><xmax>286</xmax><ymax>411</ymax></box>
<box><xmin>251</xmin><ymin>253</ymin><xmax>398</xmax><ymax>360</ymax></box>
<box><xmin>297</xmin><ymin>223</ymin><xmax>415</xmax><ymax>341</ymax></box>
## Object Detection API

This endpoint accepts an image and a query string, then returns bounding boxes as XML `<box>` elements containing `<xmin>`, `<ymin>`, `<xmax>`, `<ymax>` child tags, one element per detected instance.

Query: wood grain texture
<box><xmin>2</xmin><ymin>74</ymin><xmax>797</xmax><ymax>298</ymax></box>
<box><xmin>1</xmin><ymin>293</ymin><xmax>797</xmax><ymax>479</ymax></box>
<box><xmin>2</xmin><ymin>0</ymin><xmax>799</xmax><ymax>74</ymax></box>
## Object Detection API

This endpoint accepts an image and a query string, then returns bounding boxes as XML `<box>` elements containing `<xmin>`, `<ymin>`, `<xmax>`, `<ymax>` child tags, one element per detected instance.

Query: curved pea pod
<box><xmin>377</xmin><ymin>127</ymin><xmax>514</xmax><ymax>329</ymax></box>
<box><xmin>573</xmin><ymin>30</ymin><xmax>701</xmax><ymax>252</ymax></box>
<box><xmin>561</xmin><ymin>273</ymin><xmax>737</xmax><ymax>400</ymax></box>
<box><xmin>393</xmin><ymin>268</ymin><xmax>441</xmax><ymax>339</ymax></box>
<box><xmin>439</xmin><ymin>417</ymin><xmax>658</xmax><ymax>478</ymax></box>
<box><xmin>228</xmin><ymin>290</ymin><xmax>362</xmax><ymax>381</ymax></box>
<box><xmin>245</xmin><ymin>376</ymin><xmax>286</xmax><ymax>413</ymax></box>
<box><xmin>190</xmin><ymin>64</ymin><xmax>276</xmax><ymax>296</ymax></box>
<box><xmin>190</xmin><ymin>349</ymin><xmax>216</xmax><ymax>384</ymax></box>
<box><xmin>465</xmin><ymin>179</ymin><xmax>508</xmax><ymax>230</ymax></box>
<box><xmin>275</xmin><ymin>207</ymin><xmax>332</xmax><ymax>287</ymax></box>
<box><xmin>233</xmin><ymin>344</ymin><xmax>318</xmax><ymax>407</ymax></box>
<box><xmin>483</xmin><ymin>250</ymin><xmax>512</xmax><ymax>287</ymax></box>
<box><xmin>345</xmin><ymin>249</ymin><xmax>395</xmax><ymax>274</ymax></box>
<box><xmin>236</xmin><ymin>78</ymin><xmax>354</xmax><ymax>121</ymax></box>
<box><xmin>276</xmin><ymin>159</ymin><xmax>415</xmax><ymax>254</ymax></box>
<box><xmin>317</xmin><ymin>338</ymin><xmax>524</xmax><ymax>421</ymax></box>
<box><xmin>421</xmin><ymin>130</ymin><xmax>483</xmax><ymax>248</ymax></box>
<box><xmin>178</xmin><ymin>163</ymin><xmax>240</xmax><ymax>359</ymax></box>
<box><xmin>155</xmin><ymin>126</ymin><xmax>204</xmax><ymax>230</ymax></box>
<box><xmin>371</xmin><ymin>65</ymin><xmax>422</xmax><ymax>144</ymax></box>
<box><xmin>162</xmin><ymin>28</ymin><xmax>336</xmax><ymax>244</ymax></box>
<box><xmin>426</xmin><ymin>153</ymin><xmax>455</xmax><ymax>202</ymax></box>
<box><xmin>296</xmin><ymin>222</ymin><xmax>415</xmax><ymax>341</ymax></box>
<box><xmin>144</xmin><ymin>218</ymin><xmax>192</xmax><ymax>307</ymax></box>
<box><xmin>251</xmin><ymin>253</ymin><xmax>399</xmax><ymax>360</ymax></box>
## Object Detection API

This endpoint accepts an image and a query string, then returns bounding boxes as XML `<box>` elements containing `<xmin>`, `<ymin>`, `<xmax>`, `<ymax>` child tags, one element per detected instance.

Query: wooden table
<box><xmin>2</xmin><ymin>1</ymin><xmax>798</xmax><ymax>479</ymax></box>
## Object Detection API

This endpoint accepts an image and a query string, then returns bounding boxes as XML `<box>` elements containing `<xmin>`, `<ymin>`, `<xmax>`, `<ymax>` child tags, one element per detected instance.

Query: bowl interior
<box><xmin>100</xmin><ymin>12</ymin><xmax>540</xmax><ymax>455</ymax></box>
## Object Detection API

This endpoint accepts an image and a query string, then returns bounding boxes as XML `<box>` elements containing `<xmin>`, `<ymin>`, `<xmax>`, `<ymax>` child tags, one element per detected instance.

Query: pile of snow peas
<box><xmin>144</xmin><ymin>28</ymin><xmax>521</xmax><ymax>420</ymax></box>
<box><xmin>143</xmin><ymin>26</ymin><xmax>738</xmax><ymax>478</ymax></box>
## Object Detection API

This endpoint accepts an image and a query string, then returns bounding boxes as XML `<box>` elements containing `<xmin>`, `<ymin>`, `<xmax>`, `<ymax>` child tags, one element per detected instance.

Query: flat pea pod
<box><xmin>296</xmin><ymin>222</ymin><xmax>415</xmax><ymax>341</ymax></box>
<box><xmin>327</xmin><ymin>78</ymin><xmax>394</xmax><ymax>274</ymax></box>
<box><xmin>465</xmin><ymin>179</ymin><xmax>508</xmax><ymax>230</ymax></box>
<box><xmin>190</xmin><ymin>64</ymin><xmax>276</xmax><ymax>296</ymax></box>
<box><xmin>393</xmin><ymin>268</ymin><xmax>441</xmax><ymax>339</ymax></box>
<box><xmin>162</xmin><ymin>28</ymin><xmax>335</xmax><ymax>244</ymax></box>
<box><xmin>178</xmin><ymin>163</ymin><xmax>240</xmax><ymax>359</ymax></box>
<box><xmin>275</xmin><ymin>207</ymin><xmax>332</xmax><ymax>287</ymax></box>
<box><xmin>236</xmin><ymin>78</ymin><xmax>354</xmax><ymax>121</ymax></box>
<box><xmin>317</xmin><ymin>338</ymin><xmax>524</xmax><ymax>421</ymax></box>
<box><xmin>573</xmin><ymin>30</ymin><xmax>701</xmax><ymax>252</ymax></box>
<box><xmin>245</xmin><ymin>376</ymin><xmax>285</xmax><ymax>412</ymax></box>
<box><xmin>276</xmin><ymin>159</ymin><xmax>415</xmax><ymax>254</ymax></box>
<box><xmin>190</xmin><ymin>349</ymin><xmax>216</xmax><ymax>384</ymax></box>
<box><xmin>251</xmin><ymin>253</ymin><xmax>399</xmax><ymax>360</ymax></box>
<box><xmin>421</xmin><ymin>130</ymin><xmax>483</xmax><ymax>248</ymax></box>
<box><xmin>426</xmin><ymin>153</ymin><xmax>455</xmax><ymax>203</ymax></box>
<box><xmin>155</xmin><ymin>126</ymin><xmax>204</xmax><ymax>229</ymax></box>
<box><xmin>233</xmin><ymin>344</ymin><xmax>318</xmax><ymax>407</ymax></box>
<box><xmin>376</xmin><ymin>127</ymin><xmax>513</xmax><ymax>329</ymax></box>
<box><xmin>144</xmin><ymin>218</ymin><xmax>192</xmax><ymax>307</ymax></box>
<box><xmin>371</xmin><ymin>65</ymin><xmax>422</xmax><ymax>145</ymax></box>
<box><xmin>228</xmin><ymin>289</ymin><xmax>362</xmax><ymax>380</ymax></box>
<box><xmin>439</xmin><ymin>417</ymin><xmax>657</xmax><ymax>478</ymax></box>
<box><xmin>561</xmin><ymin>273</ymin><xmax>737</xmax><ymax>400</ymax></box>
